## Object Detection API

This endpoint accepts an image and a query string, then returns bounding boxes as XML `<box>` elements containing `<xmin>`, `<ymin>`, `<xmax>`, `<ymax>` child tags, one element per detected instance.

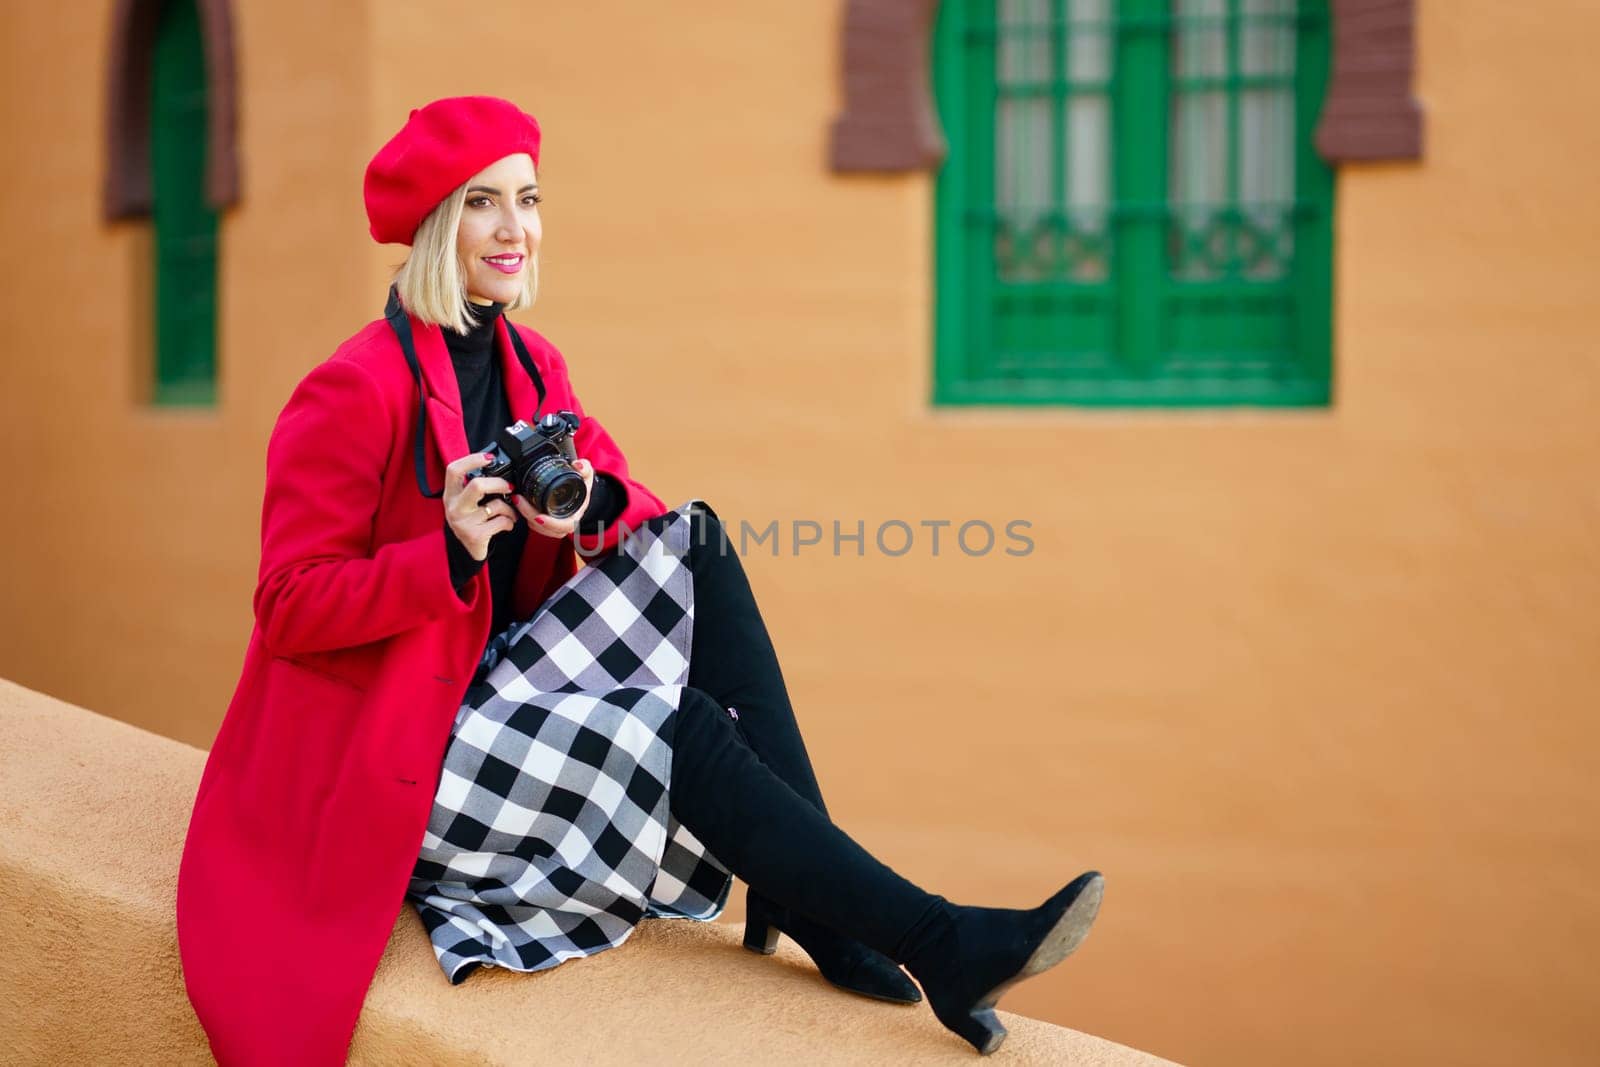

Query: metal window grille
<box><xmin>933</xmin><ymin>0</ymin><xmax>1334</xmax><ymax>406</ymax></box>
<box><xmin>150</xmin><ymin>0</ymin><xmax>218</xmax><ymax>406</ymax></box>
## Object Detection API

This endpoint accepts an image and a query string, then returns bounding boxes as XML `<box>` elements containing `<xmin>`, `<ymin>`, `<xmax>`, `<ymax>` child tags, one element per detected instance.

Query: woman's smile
<box><xmin>483</xmin><ymin>252</ymin><xmax>524</xmax><ymax>275</ymax></box>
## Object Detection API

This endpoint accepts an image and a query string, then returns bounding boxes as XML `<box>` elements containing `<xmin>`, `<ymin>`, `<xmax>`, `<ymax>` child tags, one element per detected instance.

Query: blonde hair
<box><xmin>392</xmin><ymin>178</ymin><xmax>540</xmax><ymax>334</ymax></box>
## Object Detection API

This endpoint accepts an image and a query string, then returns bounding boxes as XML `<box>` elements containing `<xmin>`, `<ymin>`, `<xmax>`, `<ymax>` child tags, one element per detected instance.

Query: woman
<box><xmin>175</xmin><ymin>96</ymin><xmax>1103</xmax><ymax>1065</ymax></box>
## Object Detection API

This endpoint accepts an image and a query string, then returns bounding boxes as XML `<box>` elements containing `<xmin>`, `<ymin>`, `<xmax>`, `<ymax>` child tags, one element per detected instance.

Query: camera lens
<box><xmin>524</xmin><ymin>455</ymin><xmax>587</xmax><ymax>519</ymax></box>
<box><xmin>543</xmin><ymin>475</ymin><xmax>586</xmax><ymax>519</ymax></box>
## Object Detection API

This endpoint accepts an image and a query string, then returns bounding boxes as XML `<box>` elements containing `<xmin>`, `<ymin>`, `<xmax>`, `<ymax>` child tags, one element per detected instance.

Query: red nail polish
<box><xmin>534</xmin><ymin>516</ymin><xmax>545</xmax><ymax>525</ymax></box>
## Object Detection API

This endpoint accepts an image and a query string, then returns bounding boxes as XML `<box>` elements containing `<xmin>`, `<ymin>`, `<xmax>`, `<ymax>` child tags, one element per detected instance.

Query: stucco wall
<box><xmin>0</xmin><ymin>0</ymin><xmax>376</xmax><ymax>747</ymax></box>
<box><xmin>0</xmin><ymin>1</ymin><xmax>1595</xmax><ymax>1064</ymax></box>
<box><xmin>0</xmin><ymin>678</ymin><xmax>1171</xmax><ymax>1065</ymax></box>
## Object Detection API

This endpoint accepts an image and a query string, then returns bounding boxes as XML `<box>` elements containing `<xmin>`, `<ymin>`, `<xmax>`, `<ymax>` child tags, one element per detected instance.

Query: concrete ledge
<box><xmin>0</xmin><ymin>678</ymin><xmax>1177</xmax><ymax>1065</ymax></box>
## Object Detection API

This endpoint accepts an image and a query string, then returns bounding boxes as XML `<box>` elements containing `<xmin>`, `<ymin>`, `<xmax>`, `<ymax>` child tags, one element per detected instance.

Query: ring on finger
<box><xmin>482</xmin><ymin>503</ymin><xmax>492</xmax><ymax>522</ymax></box>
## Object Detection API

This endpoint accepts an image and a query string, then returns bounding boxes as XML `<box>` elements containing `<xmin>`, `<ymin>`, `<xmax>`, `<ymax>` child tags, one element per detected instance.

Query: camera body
<box><xmin>469</xmin><ymin>411</ymin><xmax>587</xmax><ymax>519</ymax></box>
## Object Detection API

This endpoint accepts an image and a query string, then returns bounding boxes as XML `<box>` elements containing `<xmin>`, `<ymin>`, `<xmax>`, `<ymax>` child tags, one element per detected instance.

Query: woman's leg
<box><xmin>682</xmin><ymin>504</ymin><xmax>826</xmax><ymax>814</ymax></box>
<box><xmin>667</xmin><ymin>686</ymin><xmax>947</xmax><ymax>967</ymax></box>
<box><xmin>679</xmin><ymin>504</ymin><xmax>922</xmax><ymax>1001</ymax></box>
<box><xmin>666</xmin><ymin>686</ymin><xmax>1104</xmax><ymax>1054</ymax></box>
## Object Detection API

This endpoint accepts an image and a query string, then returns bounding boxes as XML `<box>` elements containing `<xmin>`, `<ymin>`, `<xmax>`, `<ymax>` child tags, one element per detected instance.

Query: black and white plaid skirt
<box><xmin>407</xmin><ymin>500</ymin><xmax>735</xmax><ymax>985</ymax></box>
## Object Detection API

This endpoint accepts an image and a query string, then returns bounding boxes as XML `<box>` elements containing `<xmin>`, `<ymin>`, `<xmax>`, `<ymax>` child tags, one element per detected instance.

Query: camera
<box><xmin>469</xmin><ymin>411</ymin><xmax>587</xmax><ymax>519</ymax></box>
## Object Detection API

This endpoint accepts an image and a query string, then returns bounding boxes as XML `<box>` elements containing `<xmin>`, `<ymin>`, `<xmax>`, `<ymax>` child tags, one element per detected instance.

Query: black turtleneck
<box><xmin>447</xmin><ymin>301</ymin><xmax>516</xmax><ymax>470</ymax></box>
<box><xmin>442</xmin><ymin>301</ymin><xmax>626</xmax><ymax>640</ymax></box>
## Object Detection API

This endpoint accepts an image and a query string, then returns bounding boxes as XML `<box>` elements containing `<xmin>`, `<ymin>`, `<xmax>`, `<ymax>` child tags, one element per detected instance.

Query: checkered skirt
<box><xmin>406</xmin><ymin>500</ymin><xmax>735</xmax><ymax>985</ymax></box>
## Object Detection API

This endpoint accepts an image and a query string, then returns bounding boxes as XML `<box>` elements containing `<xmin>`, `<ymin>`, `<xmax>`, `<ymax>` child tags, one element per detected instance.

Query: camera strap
<box><xmin>384</xmin><ymin>284</ymin><xmax>549</xmax><ymax>500</ymax></box>
<box><xmin>383</xmin><ymin>286</ymin><xmax>443</xmax><ymax>499</ymax></box>
<box><xmin>506</xmin><ymin>318</ymin><xmax>549</xmax><ymax>414</ymax></box>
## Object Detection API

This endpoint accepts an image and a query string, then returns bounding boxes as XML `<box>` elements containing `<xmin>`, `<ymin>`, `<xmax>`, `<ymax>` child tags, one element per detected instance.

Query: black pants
<box><xmin>666</xmin><ymin>503</ymin><xmax>944</xmax><ymax>961</ymax></box>
<box><xmin>681</xmin><ymin>503</ymin><xmax>825</xmax><ymax>812</ymax></box>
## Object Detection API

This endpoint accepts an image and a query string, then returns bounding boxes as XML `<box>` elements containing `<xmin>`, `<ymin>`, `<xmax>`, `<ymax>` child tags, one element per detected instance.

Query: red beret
<box><xmin>364</xmin><ymin>95</ymin><xmax>543</xmax><ymax>246</ymax></box>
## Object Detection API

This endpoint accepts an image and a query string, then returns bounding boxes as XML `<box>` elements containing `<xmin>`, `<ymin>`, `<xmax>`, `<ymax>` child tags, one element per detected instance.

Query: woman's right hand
<box><xmin>444</xmin><ymin>452</ymin><xmax>518</xmax><ymax>562</ymax></box>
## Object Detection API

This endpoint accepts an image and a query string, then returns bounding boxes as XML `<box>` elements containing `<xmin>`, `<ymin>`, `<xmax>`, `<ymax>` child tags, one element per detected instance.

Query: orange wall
<box><xmin>0</xmin><ymin>0</ymin><xmax>377</xmax><ymax>745</ymax></box>
<box><xmin>1</xmin><ymin>1</ymin><xmax>1596</xmax><ymax>1064</ymax></box>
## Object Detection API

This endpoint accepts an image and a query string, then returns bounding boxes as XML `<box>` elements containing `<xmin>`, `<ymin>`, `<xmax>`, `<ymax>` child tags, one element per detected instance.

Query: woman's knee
<box><xmin>687</xmin><ymin>500</ymin><xmax>722</xmax><ymax>537</ymax></box>
<box><xmin>685</xmin><ymin>503</ymin><xmax>736</xmax><ymax>566</ymax></box>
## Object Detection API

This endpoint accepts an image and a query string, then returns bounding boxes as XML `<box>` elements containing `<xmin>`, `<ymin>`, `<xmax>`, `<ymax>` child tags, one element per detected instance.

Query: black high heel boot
<box><xmin>897</xmin><ymin>874</ymin><xmax>1105</xmax><ymax>1054</ymax></box>
<box><xmin>668</xmin><ymin>687</ymin><xmax>1103</xmax><ymax>1055</ymax></box>
<box><xmin>681</xmin><ymin>504</ymin><xmax>920</xmax><ymax>1005</ymax></box>
<box><xmin>742</xmin><ymin>890</ymin><xmax>922</xmax><ymax>1004</ymax></box>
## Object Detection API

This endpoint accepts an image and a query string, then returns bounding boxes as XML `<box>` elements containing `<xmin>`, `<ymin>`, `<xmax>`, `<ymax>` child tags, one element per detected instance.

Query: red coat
<box><xmin>176</xmin><ymin>306</ymin><xmax>665</xmax><ymax>1066</ymax></box>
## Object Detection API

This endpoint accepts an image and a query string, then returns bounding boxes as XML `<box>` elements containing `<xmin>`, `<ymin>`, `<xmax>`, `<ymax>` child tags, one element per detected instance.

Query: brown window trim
<box><xmin>104</xmin><ymin>0</ymin><xmax>240</xmax><ymax>221</ymax></box>
<box><xmin>828</xmin><ymin>0</ymin><xmax>1422</xmax><ymax>173</ymax></box>
<box><xmin>828</xmin><ymin>0</ymin><xmax>946</xmax><ymax>172</ymax></box>
<box><xmin>1314</xmin><ymin>0</ymin><xmax>1423</xmax><ymax>161</ymax></box>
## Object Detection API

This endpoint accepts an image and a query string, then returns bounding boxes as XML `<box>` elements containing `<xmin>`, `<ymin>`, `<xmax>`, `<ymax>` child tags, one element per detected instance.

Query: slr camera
<box><xmin>469</xmin><ymin>411</ymin><xmax>587</xmax><ymax>519</ymax></box>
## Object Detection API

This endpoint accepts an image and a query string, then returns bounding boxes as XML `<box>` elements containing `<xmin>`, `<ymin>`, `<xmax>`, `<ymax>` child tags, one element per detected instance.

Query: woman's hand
<box><xmin>444</xmin><ymin>452</ymin><xmax>518</xmax><ymax>562</ymax></box>
<box><xmin>514</xmin><ymin>458</ymin><xmax>595</xmax><ymax>539</ymax></box>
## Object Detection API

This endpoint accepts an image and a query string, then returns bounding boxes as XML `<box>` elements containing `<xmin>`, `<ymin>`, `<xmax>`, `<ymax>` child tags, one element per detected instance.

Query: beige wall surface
<box><xmin>0</xmin><ymin>0</ymin><xmax>377</xmax><ymax>746</ymax></box>
<box><xmin>1</xmin><ymin>1</ymin><xmax>1596</xmax><ymax>1065</ymax></box>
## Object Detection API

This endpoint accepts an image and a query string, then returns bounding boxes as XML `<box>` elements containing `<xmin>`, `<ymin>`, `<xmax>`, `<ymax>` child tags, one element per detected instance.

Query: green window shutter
<box><xmin>150</xmin><ymin>0</ymin><xmax>218</xmax><ymax>406</ymax></box>
<box><xmin>933</xmin><ymin>0</ymin><xmax>1334</xmax><ymax>407</ymax></box>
